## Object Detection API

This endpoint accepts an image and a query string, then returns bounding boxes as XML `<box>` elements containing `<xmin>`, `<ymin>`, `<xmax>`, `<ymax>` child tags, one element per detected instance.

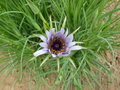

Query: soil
<box><xmin>0</xmin><ymin>51</ymin><xmax>120</xmax><ymax>90</ymax></box>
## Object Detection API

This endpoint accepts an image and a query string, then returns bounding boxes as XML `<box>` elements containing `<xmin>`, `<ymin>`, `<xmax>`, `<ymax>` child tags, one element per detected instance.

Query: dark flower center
<box><xmin>55</xmin><ymin>44</ymin><xmax>59</xmax><ymax>48</ymax></box>
<box><xmin>48</xmin><ymin>37</ymin><xmax>66</xmax><ymax>54</ymax></box>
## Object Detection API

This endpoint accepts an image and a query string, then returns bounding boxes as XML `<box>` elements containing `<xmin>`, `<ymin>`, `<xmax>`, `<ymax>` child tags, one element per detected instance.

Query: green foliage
<box><xmin>0</xmin><ymin>0</ymin><xmax>120</xmax><ymax>89</ymax></box>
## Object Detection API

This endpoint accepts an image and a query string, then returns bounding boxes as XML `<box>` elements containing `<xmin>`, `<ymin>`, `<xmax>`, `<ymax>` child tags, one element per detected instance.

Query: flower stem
<box><xmin>57</xmin><ymin>58</ymin><xmax>60</xmax><ymax>72</ymax></box>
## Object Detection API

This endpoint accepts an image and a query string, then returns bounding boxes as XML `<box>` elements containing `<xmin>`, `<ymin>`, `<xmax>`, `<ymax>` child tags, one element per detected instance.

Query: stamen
<box><xmin>48</xmin><ymin>37</ymin><xmax>66</xmax><ymax>54</ymax></box>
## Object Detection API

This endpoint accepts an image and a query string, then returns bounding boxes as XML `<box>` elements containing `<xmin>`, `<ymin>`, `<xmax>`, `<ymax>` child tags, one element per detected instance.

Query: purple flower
<box><xmin>33</xmin><ymin>28</ymin><xmax>83</xmax><ymax>57</ymax></box>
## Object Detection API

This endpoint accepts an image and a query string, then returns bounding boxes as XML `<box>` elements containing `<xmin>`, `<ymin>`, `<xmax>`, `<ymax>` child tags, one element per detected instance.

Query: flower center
<box><xmin>55</xmin><ymin>44</ymin><xmax>60</xmax><ymax>48</ymax></box>
<box><xmin>48</xmin><ymin>37</ymin><xmax>66</xmax><ymax>54</ymax></box>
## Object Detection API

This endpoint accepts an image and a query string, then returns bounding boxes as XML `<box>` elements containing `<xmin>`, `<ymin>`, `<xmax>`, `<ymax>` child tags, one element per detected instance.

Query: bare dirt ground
<box><xmin>0</xmin><ymin>51</ymin><xmax>120</xmax><ymax>90</ymax></box>
<box><xmin>0</xmin><ymin>0</ymin><xmax>120</xmax><ymax>90</ymax></box>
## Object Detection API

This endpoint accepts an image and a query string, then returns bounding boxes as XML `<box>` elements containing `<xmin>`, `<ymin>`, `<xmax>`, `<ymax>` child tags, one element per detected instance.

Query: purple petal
<box><xmin>60</xmin><ymin>53</ymin><xmax>69</xmax><ymax>56</ymax></box>
<box><xmin>43</xmin><ymin>48</ymin><xmax>48</xmax><ymax>50</ymax></box>
<box><xmin>50</xmin><ymin>28</ymin><xmax>55</xmax><ymax>34</ymax></box>
<box><xmin>48</xmin><ymin>49</ymin><xmax>51</xmax><ymax>53</ymax></box>
<box><xmin>64</xmin><ymin>29</ymin><xmax>68</xmax><ymax>37</ymax></box>
<box><xmin>52</xmin><ymin>54</ymin><xmax>57</xmax><ymax>57</ymax></box>
<box><xmin>55</xmin><ymin>32</ymin><xmax>64</xmax><ymax>39</ymax></box>
<box><xmin>57</xmin><ymin>53</ymin><xmax>62</xmax><ymax>56</ymax></box>
<box><xmin>60</xmin><ymin>28</ymin><xmax>65</xmax><ymax>34</ymax></box>
<box><xmin>48</xmin><ymin>28</ymin><xmax>55</xmax><ymax>41</ymax></box>
<box><xmin>68</xmin><ymin>42</ymin><xmax>76</xmax><ymax>47</ymax></box>
<box><xmin>45</xmin><ymin>28</ymin><xmax>55</xmax><ymax>40</ymax></box>
<box><xmin>33</xmin><ymin>49</ymin><xmax>48</xmax><ymax>56</ymax></box>
<box><xmin>69</xmin><ymin>46</ymin><xmax>83</xmax><ymax>51</ymax></box>
<box><xmin>57</xmin><ymin>51</ymin><xmax>70</xmax><ymax>56</ymax></box>
<box><xmin>52</xmin><ymin>28</ymin><xmax>65</xmax><ymax>39</ymax></box>
<box><xmin>61</xmin><ymin>54</ymin><xmax>69</xmax><ymax>56</ymax></box>
<box><xmin>46</xmin><ymin>30</ymin><xmax>51</xmax><ymax>39</ymax></box>
<box><xmin>39</xmin><ymin>42</ymin><xmax>48</xmax><ymax>48</ymax></box>
<box><xmin>66</xmin><ymin>34</ymin><xmax>73</xmax><ymax>43</ymax></box>
<box><xmin>39</xmin><ymin>35</ymin><xmax>47</xmax><ymax>42</ymax></box>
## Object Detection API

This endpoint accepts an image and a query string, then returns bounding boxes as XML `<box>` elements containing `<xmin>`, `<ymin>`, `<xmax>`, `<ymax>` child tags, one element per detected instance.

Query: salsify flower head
<box><xmin>33</xmin><ymin>28</ymin><xmax>84</xmax><ymax>57</ymax></box>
